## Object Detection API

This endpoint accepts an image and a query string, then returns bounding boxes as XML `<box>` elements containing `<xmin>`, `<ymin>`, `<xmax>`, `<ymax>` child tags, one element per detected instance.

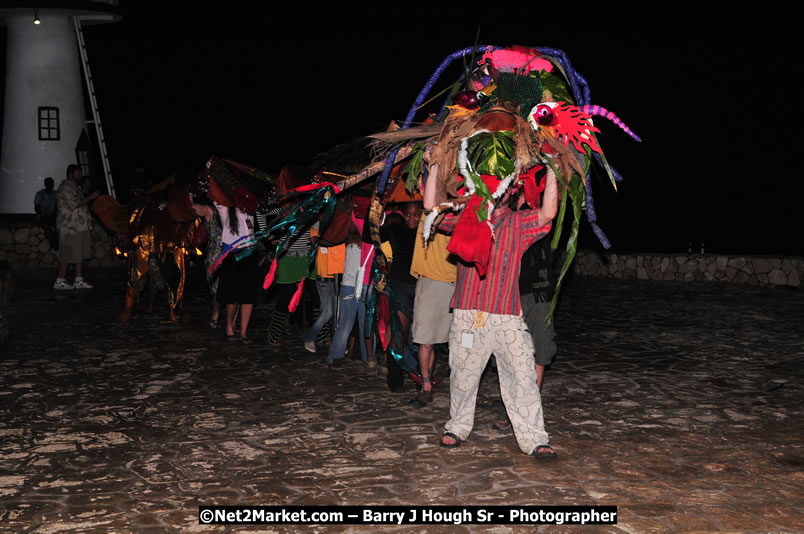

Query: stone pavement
<box><xmin>1</xmin><ymin>264</ymin><xmax>802</xmax><ymax>533</ymax></box>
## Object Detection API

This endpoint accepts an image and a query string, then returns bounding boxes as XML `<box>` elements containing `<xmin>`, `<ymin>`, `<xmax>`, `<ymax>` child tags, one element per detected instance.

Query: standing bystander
<box><xmin>34</xmin><ymin>177</ymin><xmax>59</xmax><ymax>252</ymax></box>
<box><xmin>54</xmin><ymin>165</ymin><xmax>98</xmax><ymax>290</ymax></box>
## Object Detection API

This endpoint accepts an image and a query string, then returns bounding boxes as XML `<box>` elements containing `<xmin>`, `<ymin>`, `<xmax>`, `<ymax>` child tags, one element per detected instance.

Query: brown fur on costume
<box><xmin>367</xmin><ymin>123</ymin><xmax>444</xmax><ymax>143</ymax></box>
<box><xmin>542</xmin><ymin>134</ymin><xmax>587</xmax><ymax>188</ymax></box>
<box><xmin>429</xmin><ymin>104</ymin><xmax>542</xmax><ymax>207</ymax></box>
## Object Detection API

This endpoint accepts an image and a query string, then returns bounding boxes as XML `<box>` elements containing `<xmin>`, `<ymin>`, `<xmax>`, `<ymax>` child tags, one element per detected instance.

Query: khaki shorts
<box><xmin>411</xmin><ymin>276</ymin><xmax>455</xmax><ymax>344</ymax></box>
<box><xmin>520</xmin><ymin>292</ymin><xmax>557</xmax><ymax>366</ymax></box>
<box><xmin>59</xmin><ymin>230</ymin><xmax>92</xmax><ymax>264</ymax></box>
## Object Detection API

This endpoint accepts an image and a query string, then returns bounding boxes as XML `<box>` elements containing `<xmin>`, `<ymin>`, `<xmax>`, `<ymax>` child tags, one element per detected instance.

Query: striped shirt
<box><xmin>441</xmin><ymin>207</ymin><xmax>552</xmax><ymax>316</ymax></box>
<box><xmin>256</xmin><ymin>204</ymin><xmax>312</xmax><ymax>256</ymax></box>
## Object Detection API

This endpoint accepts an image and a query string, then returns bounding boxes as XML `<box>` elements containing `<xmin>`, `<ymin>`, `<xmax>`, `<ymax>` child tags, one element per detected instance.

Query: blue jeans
<box><xmin>304</xmin><ymin>278</ymin><xmax>336</xmax><ymax>344</ymax></box>
<box><xmin>327</xmin><ymin>284</ymin><xmax>368</xmax><ymax>364</ymax></box>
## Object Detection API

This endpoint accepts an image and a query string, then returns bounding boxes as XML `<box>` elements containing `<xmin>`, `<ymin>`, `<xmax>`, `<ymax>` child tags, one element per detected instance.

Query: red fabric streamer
<box><xmin>446</xmin><ymin>195</ymin><xmax>493</xmax><ymax>277</ymax></box>
<box><xmin>378</xmin><ymin>292</ymin><xmax>390</xmax><ymax>351</ymax></box>
<box><xmin>288</xmin><ymin>280</ymin><xmax>304</xmax><ymax>312</ymax></box>
<box><xmin>290</xmin><ymin>181</ymin><xmax>341</xmax><ymax>194</ymax></box>
<box><xmin>262</xmin><ymin>258</ymin><xmax>278</xmax><ymax>290</ymax></box>
<box><xmin>208</xmin><ymin>248</ymin><xmax>233</xmax><ymax>278</ymax></box>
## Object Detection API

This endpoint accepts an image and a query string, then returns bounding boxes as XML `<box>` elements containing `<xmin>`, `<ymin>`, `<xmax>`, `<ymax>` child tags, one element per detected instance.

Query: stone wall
<box><xmin>574</xmin><ymin>250</ymin><xmax>802</xmax><ymax>288</ymax></box>
<box><xmin>1</xmin><ymin>221</ymin><xmax>802</xmax><ymax>290</ymax></box>
<box><xmin>0</xmin><ymin>220</ymin><xmax>117</xmax><ymax>270</ymax></box>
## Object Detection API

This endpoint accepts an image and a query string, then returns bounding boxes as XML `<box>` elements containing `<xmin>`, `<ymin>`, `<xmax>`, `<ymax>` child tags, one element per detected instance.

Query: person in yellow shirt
<box><xmin>408</xmin><ymin>212</ymin><xmax>457</xmax><ymax>405</ymax></box>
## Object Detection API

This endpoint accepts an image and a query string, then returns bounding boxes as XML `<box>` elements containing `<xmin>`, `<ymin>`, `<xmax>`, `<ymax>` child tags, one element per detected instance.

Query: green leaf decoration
<box><xmin>465</xmin><ymin>130</ymin><xmax>516</xmax><ymax>180</ymax></box>
<box><xmin>546</xmin><ymin>173</ymin><xmax>584</xmax><ymax>324</ymax></box>
<box><xmin>462</xmin><ymin>130</ymin><xmax>516</xmax><ymax>223</ymax></box>
<box><xmin>549</xmin><ymin>146</ymin><xmax>591</xmax><ymax>252</ymax></box>
<box><xmin>468</xmin><ymin>170</ymin><xmax>492</xmax><ymax>222</ymax></box>
<box><xmin>539</xmin><ymin>71</ymin><xmax>574</xmax><ymax>105</ymax></box>
<box><xmin>587</xmin><ymin>143</ymin><xmax>617</xmax><ymax>191</ymax></box>
<box><xmin>538</xmin><ymin>55</ymin><xmax>575</xmax><ymax>105</ymax></box>
<box><xmin>403</xmin><ymin>141</ymin><xmax>426</xmax><ymax>194</ymax></box>
<box><xmin>546</xmin><ymin>151</ymin><xmax>591</xmax><ymax>324</ymax></box>
<box><xmin>549</xmin><ymin>161</ymin><xmax>568</xmax><ymax>252</ymax></box>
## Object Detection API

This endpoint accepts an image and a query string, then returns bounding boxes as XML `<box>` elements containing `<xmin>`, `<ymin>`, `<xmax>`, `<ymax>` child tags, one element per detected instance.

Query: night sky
<box><xmin>78</xmin><ymin>10</ymin><xmax>799</xmax><ymax>256</ymax></box>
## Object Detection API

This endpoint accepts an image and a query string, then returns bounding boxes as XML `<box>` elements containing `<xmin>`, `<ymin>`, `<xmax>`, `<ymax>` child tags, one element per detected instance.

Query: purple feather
<box><xmin>582</xmin><ymin>105</ymin><xmax>641</xmax><ymax>142</ymax></box>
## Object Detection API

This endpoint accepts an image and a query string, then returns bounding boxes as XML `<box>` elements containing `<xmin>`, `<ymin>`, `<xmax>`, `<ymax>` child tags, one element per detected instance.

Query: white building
<box><xmin>0</xmin><ymin>2</ymin><xmax>120</xmax><ymax>215</ymax></box>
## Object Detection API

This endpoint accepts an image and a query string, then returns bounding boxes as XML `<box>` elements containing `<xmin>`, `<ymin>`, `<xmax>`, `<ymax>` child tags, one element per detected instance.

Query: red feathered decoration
<box><xmin>262</xmin><ymin>259</ymin><xmax>278</xmax><ymax>290</ymax></box>
<box><xmin>288</xmin><ymin>280</ymin><xmax>304</xmax><ymax>312</ymax></box>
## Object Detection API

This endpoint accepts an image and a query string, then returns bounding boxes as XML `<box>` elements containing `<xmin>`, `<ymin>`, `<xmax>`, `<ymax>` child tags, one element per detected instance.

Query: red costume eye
<box><xmin>534</xmin><ymin>105</ymin><xmax>554</xmax><ymax>126</ymax></box>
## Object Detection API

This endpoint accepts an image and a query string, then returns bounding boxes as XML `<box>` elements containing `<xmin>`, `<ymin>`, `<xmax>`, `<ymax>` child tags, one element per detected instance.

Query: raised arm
<box><xmin>78</xmin><ymin>191</ymin><xmax>100</xmax><ymax>207</ymax></box>
<box><xmin>423</xmin><ymin>164</ymin><xmax>438</xmax><ymax>210</ymax></box>
<box><xmin>537</xmin><ymin>166</ymin><xmax>558</xmax><ymax>227</ymax></box>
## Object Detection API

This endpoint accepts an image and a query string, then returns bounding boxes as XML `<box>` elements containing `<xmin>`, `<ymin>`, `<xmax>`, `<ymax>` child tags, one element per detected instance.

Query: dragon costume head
<box><xmin>413</xmin><ymin>45</ymin><xmax>640</xmax><ymax>280</ymax></box>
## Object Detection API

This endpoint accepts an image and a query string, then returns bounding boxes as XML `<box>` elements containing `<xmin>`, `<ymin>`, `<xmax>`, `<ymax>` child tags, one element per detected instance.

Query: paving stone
<box><xmin>0</xmin><ymin>266</ymin><xmax>802</xmax><ymax>532</ymax></box>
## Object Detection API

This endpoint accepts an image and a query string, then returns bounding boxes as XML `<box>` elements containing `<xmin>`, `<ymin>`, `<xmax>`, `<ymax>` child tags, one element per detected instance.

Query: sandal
<box><xmin>422</xmin><ymin>377</ymin><xmax>434</xmax><ymax>402</ymax></box>
<box><xmin>422</xmin><ymin>387</ymin><xmax>433</xmax><ymax>404</ymax></box>
<box><xmin>226</xmin><ymin>334</ymin><xmax>238</xmax><ymax>342</ymax></box>
<box><xmin>408</xmin><ymin>389</ymin><xmax>432</xmax><ymax>408</ymax></box>
<box><xmin>533</xmin><ymin>444</ymin><xmax>557</xmax><ymax>460</ymax></box>
<box><xmin>209</xmin><ymin>319</ymin><xmax>219</xmax><ymax>329</ymax></box>
<box><xmin>440</xmin><ymin>432</ymin><xmax>461</xmax><ymax>449</ymax></box>
<box><xmin>240</xmin><ymin>337</ymin><xmax>254</xmax><ymax>345</ymax></box>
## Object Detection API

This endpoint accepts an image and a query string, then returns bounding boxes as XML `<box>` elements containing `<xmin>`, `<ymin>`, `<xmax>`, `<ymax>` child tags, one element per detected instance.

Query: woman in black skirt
<box><xmin>214</xmin><ymin>202</ymin><xmax>260</xmax><ymax>343</ymax></box>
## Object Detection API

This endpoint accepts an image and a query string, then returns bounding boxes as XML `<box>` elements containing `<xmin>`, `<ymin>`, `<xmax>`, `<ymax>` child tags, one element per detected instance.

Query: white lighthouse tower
<box><xmin>0</xmin><ymin>2</ymin><xmax>120</xmax><ymax>214</ymax></box>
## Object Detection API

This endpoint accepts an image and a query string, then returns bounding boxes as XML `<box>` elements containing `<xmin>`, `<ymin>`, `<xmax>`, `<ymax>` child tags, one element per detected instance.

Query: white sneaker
<box><xmin>53</xmin><ymin>279</ymin><xmax>74</xmax><ymax>290</ymax></box>
<box><xmin>73</xmin><ymin>279</ymin><xmax>94</xmax><ymax>289</ymax></box>
<box><xmin>303</xmin><ymin>341</ymin><xmax>316</xmax><ymax>353</ymax></box>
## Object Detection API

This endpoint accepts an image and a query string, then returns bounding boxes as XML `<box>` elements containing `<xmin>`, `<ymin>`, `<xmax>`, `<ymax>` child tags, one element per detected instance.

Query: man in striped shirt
<box><xmin>425</xmin><ymin>164</ymin><xmax>559</xmax><ymax>459</ymax></box>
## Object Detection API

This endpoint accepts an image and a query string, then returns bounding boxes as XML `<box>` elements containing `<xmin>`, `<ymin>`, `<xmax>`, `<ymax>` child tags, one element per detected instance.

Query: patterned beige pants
<box><xmin>444</xmin><ymin>309</ymin><xmax>549</xmax><ymax>454</ymax></box>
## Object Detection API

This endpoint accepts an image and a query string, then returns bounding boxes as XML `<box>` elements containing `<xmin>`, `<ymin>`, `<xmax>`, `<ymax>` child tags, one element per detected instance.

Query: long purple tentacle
<box><xmin>377</xmin><ymin>46</ymin><xmax>500</xmax><ymax>193</ymax></box>
<box><xmin>534</xmin><ymin>47</ymin><xmax>592</xmax><ymax>108</ymax></box>
<box><xmin>582</xmin><ymin>105</ymin><xmax>642</xmax><ymax>142</ymax></box>
<box><xmin>585</xmin><ymin>178</ymin><xmax>611</xmax><ymax>248</ymax></box>
<box><xmin>536</xmin><ymin>46</ymin><xmax>624</xmax><ymax>244</ymax></box>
